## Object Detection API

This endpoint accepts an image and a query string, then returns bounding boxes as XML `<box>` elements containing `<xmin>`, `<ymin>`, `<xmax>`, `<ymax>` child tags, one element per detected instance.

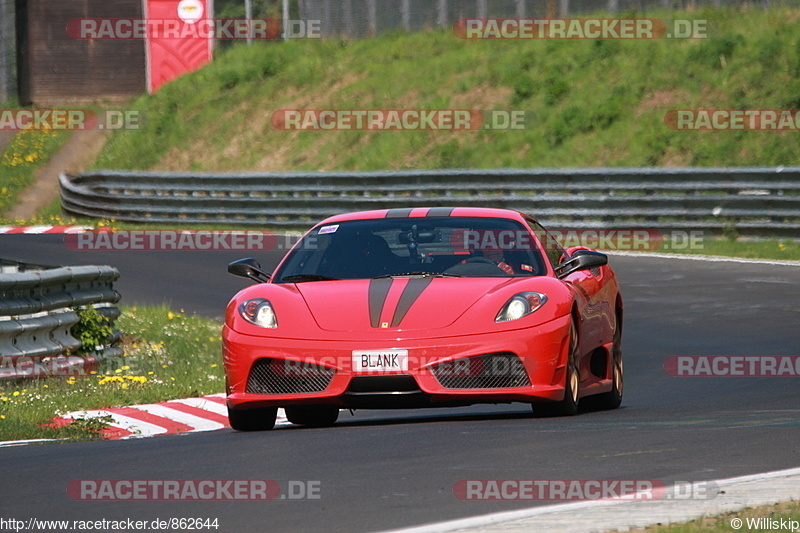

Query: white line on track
<box><xmin>606</xmin><ymin>250</ymin><xmax>800</xmax><ymax>267</ymax></box>
<box><xmin>381</xmin><ymin>466</ymin><xmax>800</xmax><ymax>533</ymax></box>
<box><xmin>0</xmin><ymin>438</ymin><xmax>67</xmax><ymax>447</ymax></box>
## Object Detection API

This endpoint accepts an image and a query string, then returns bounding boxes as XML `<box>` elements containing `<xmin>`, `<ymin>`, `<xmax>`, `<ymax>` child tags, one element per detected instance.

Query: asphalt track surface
<box><xmin>1</xmin><ymin>234</ymin><xmax>799</xmax><ymax>532</ymax></box>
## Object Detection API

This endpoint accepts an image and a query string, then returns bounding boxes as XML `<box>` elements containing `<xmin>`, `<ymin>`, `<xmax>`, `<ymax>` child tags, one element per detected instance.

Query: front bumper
<box><xmin>223</xmin><ymin>315</ymin><xmax>572</xmax><ymax>410</ymax></box>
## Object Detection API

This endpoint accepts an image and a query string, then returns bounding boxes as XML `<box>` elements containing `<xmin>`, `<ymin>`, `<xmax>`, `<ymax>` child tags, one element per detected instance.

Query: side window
<box><xmin>527</xmin><ymin>219</ymin><xmax>566</xmax><ymax>269</ymax></box>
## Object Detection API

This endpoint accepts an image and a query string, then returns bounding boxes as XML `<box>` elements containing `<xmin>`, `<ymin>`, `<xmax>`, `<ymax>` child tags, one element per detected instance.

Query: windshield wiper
<box><xmin>374</xmin><ymin>271</ymin><xmax>461</xmax><ymax>279</ymax></box>
<box><xmin>280</xmin><ymin>274</ymin><xmax>340</xmax><ymax>283</ymax></box>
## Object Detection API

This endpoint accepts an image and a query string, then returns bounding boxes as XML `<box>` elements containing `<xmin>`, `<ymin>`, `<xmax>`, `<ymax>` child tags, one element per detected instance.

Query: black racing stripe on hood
<box><xmin>385</xmin><ymin>208</ymin><xmax>414</xmax><ymax>218</ymax></box>
<box><xmin>391</xmin><ymin>277</ymin><xmax>434</xmax><ymax>327</ymax></box>
<box><xmin>426</xmin><ymin>207</ymin><xmax>454</xmax><ymax>217</ymax></box>
<box><xmin>368</xmin><ymin>278</ymin><xmax>393</xmax><ymax>327</ymax></box>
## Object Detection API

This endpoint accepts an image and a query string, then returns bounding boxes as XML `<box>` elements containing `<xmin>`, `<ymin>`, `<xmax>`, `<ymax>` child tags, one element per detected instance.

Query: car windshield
<box><xmin>273</xmin><ymin>217</ymin><xmax>547</xmax><ymax>282</ymax></box>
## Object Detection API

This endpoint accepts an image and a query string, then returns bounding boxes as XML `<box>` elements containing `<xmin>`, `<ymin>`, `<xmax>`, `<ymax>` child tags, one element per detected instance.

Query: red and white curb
<box><xmin>49</xmin><ymin>393</ymin><xmax>290</xmax><ymax>440</ymax></box>
<box><xmin>0</xmin><ymin>225</ymin><xmax>93</xmax><ymax>234</ymax></box>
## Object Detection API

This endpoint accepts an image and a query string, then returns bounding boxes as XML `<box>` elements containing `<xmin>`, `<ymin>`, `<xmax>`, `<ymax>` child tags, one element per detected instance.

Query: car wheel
<box><xmin>228</xmin><ymin>406</ymin><xmax>278</xmax><ymax>431</ymax></box>
<box><xmin>586</xmin><ymin>312</ymin><xmax>624</xmax><ymax>410</ymax></box>
<box><xmin>285</xmin><ymin>406</ymin><xmax>340</xmax><ymax>427</ymax></box>
<box><xmin>535</xmin><ymin>321</ymin><xmax>580</xmax><ymax>417</ymax></box>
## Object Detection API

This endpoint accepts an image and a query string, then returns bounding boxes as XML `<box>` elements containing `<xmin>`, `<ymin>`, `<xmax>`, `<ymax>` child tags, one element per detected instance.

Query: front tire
<box><xmin>285</xmin><ymin>406</ymin><xmax>339</xmax><ymax>427</ymax></box>
<box><xmin>586</xmin><ymin>311</ymin><xmax>623</xmax><ymax>410</ymax></box>
<box><xmin>535</xmin><ymin>321</ymin><xmax>580</xmax><ymax>417</ymax></box>
<box><xmin>228</xmin><ymin>406</ymin><xmax>278</xmax><ymax>431</ymax></box>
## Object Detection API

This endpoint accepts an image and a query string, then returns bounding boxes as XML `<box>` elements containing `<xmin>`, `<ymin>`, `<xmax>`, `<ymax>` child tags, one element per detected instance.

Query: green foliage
<box><xmin>69</xmin><ymin>415</ymin><xmax>114</xmax><ymax>432</ymax></box>
<box><xmin>0</xmin><ymin>305</ymin><xmax>224</xmax><ymax>442</ymax></box>
<box><xmin>71</xmin><ymin>307</ymin><xmax>113</xmax><ymax>355</ymax></box>
<box><xmin>92</xmin><ymin>7</ymin><xmax>800</xmax><ymax>173</ymax></box>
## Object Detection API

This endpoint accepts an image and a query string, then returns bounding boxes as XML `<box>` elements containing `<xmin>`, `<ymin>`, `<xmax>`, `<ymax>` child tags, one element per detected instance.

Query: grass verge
<box><xmin>93</xmin><ymin>7</ymin><xmax>800</xmax><ymax>172</ymax></box>
<box><xmin>0</xmin><ymin>129</ymin><xmax>71</xmax><ymax>216</ymax></box>
<box><xmin>630</xmin><ymin>500</ymin><xmax>800</xmax><ymax>532</ymax></box>
<box><xmin>0</xmin><ymin>305</ymin><xmax>224</xmax><ymax>443</ymax></box>
<box><xmin>653</xmin><ymin>237</ymin><xmax>800</xmax><ymax>261</ymax></box>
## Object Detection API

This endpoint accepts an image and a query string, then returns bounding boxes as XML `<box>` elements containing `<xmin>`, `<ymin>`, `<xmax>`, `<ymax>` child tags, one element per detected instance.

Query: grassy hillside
<box><xmin>95</xmin><ymin>6</ymin><xmax>800</xmax><ymax>172</ymax></box>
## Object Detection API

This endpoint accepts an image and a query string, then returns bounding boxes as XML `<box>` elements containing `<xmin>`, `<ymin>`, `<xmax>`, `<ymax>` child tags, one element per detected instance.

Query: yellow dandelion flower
<box><xmin>147</xmin><ymin>371</ymin><xmax>154</xmax><ymax>375</ymax></box>
<box><xmin>167</xmin><ymin>312</ymin><xmax>175</xmax><ymax>319</ymax></box>
<box><xmin>121</xmin><ymin>365</ymin><xmax>130</xmax><ymax>371</ymax></box>
<box><xmin>210</xmin><ymin>364</ymin><xmax>218</xmax><ymax>368</ymax></box>
<box><xmin>115</xmin><ymin>368</ymin><xmax>122</xmax><ymax>373</ymax></box>
<box><xmin>169</xmin><ymin>377</ymin><xmax>175</xmax><ymax>381</ymax></box>
<box><xmin>12</xmin><ymin>391</ymin><xmax>20</xmax><ymax>396</ymax></box>
<box><xmin>0</xmin><ymin>415</ymin><xmax>5</xmax><ymax>420</ymax></box>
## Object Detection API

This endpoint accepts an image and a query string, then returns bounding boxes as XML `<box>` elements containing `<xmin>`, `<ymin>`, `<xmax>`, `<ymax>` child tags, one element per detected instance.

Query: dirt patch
<box><xmin>635</xmin><ymin>89</ymin><xmax>690</xmax><ymax>117</ymax></box>
<box><xmin>5</xmin><ymin>129</ymin><xmax>111</xmax><ymax>220</ymax></box>
<box><xmin>0</xmin><ymin>131</ymin><xmax>15</xmax><ymax>156</ymax></box>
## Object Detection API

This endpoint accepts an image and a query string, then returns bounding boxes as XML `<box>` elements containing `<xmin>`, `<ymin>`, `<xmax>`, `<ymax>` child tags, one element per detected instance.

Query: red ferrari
<box><xmin>223</xmin><ymin>207</ymin><xmax>623</xmax><ymax>430</ymax></box>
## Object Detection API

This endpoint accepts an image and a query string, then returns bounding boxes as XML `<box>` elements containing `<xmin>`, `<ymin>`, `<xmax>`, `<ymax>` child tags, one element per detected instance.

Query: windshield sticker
<box><xmin>318</xmin><ymin>224</ymin><xmax>339</xmax><ymax>235</ymax></box>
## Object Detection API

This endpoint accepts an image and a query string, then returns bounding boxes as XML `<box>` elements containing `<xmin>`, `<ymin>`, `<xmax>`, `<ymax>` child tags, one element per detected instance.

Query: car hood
<box><xmin>295</xmin><ymin>277</ymin><xmax>514</xmax><ymax>332</ymax></box>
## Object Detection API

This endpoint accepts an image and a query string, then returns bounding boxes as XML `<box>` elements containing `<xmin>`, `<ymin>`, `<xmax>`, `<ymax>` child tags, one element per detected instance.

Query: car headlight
<box><xmin>495</xmin><ymin>292</ymin><xmax>548</xmax><ymax>322</ymax></box>
<box><xmin>239</xmin><ymin>299</ymin><xmax>278</xmax><ymax>328</ymax></box>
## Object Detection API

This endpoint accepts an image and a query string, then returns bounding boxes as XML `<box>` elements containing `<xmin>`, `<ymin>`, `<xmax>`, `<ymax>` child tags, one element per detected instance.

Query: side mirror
<box><xmin>555</xmin><ymin>250</ymin><xmax>608</xmax><ymax>279</ymax></box>
<box><xmin>228</xmin><ymin>258</ymin><xmax>271</xmax><ymax>283</ymax></box>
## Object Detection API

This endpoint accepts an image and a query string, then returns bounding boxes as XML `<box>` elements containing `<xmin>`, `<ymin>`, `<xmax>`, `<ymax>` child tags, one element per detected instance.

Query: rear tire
<box><xmin>228</xmin><ymin>406</ymin><xmax>278</xmax><ymax>432</ymax></box>
<box><xmin>535</xmin><ymin>321</ymin><xmax>580</xmax><ymax>417</ymax></box>
<box><xmin>285</xmin><ymin>406</ymin><xmax>339</xmax><ymax>427</ymax></box>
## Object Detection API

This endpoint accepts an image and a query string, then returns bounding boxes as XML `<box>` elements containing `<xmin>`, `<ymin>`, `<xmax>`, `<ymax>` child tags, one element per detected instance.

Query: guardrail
<box><xmin>0</xmin><ymin>259</ymin><xmax>121</xmax><ymax>381</ymax></box>
<box><xmin>60</xmin><ymin>168</ymin><xmax>800</xmax><ymax>237</ymax></box>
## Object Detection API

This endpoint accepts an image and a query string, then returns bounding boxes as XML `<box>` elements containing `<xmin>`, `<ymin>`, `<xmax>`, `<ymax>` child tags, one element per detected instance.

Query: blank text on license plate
<box><xmin>352</xmin><ymin>350</ymin><xmax>408</xmax><ymax>372</ymax></box>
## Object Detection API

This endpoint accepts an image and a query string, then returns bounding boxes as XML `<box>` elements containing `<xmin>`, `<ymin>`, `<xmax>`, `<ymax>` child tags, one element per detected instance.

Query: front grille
<box><xmin>246</xmin><ymin>358</ymin><xmax>335</xmax><ymax>394</ymax></box>
<box><xmin>430</xmin><ymin>352</ymin><xmax>531</xmax><ymax>390</ymax></box>
<box><xmin>347</xmin><ymin>375</ymin><xmax>421</xmax><ymax>393</ymax></box>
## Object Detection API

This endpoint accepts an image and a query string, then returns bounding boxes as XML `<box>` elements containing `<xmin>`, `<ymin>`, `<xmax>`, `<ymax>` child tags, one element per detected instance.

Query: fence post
<box><xmin>477</xmin><ymin>0</ymin><xmax>487</xmax><ymax>19</ymax></box>
<box><xmin>608</xmin><ymin>0</ymin><xmax>618</xmax><ymax>13</ymax></box>
<box><xmin>367</xmin><ymin>0</ymin><xmax>377</xmax><ymax>35</ymax></box>
<box><xmin>559</xmin><ymin>0</ymin><xmax>569</xmax><ymax>17</ymax></box>
<box><xmin>344</xmin><ymin>0</ymin><xmax>353</xmax><ymax>35</ymax></box>
<box><xmin>401</xmin><ymin>0</ymin><xmax>410</xmax><ymax>30</ymax></box>
<box><xmin>515</xmin><ymin>0</ymin><xmax>526</xmax><ymax>19</ymax></box>
<box><xmin>323</xmin><ymin>0</ymin><xmax>332</xmax><ymax>37</ymax></box>
<box><xmin>0</xmin><ymin>0</ymin><xmax>10</xmax><ymax>102</ymax></box>
<box><xmin>437</xmin><ymin>0</ymin><xmax>447</xmax><ymax>28</ymax></box>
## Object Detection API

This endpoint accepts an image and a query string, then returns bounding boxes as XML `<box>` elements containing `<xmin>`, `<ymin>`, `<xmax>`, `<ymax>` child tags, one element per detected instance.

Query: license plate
<box><xmin>352</xmin><ymin>350</ymin><xmax>408</xmax><ymax>373</ymax></box>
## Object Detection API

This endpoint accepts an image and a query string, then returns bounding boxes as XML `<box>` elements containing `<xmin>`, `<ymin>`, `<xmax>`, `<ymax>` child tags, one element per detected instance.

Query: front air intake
<box><xmin>430</xmin><ymin>352</ymin><xmax>531</xmax><ymax>390</ymax></box>
<box><xmin>246</xmin><ymin>358</ymin><xmax>335</xmax><ymax>394</ymax></box>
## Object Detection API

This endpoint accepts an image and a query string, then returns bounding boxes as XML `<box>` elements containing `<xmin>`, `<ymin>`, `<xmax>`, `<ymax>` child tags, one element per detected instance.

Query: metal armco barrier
<box><xmin>60</xmin><ymin>168</ymin><xmax>800</xmax><ymax>237</ymax></box>
<box><xmin>0</xmin><ymin>259</ymin><xmax>122</xmax><ymax>380</ymax></box>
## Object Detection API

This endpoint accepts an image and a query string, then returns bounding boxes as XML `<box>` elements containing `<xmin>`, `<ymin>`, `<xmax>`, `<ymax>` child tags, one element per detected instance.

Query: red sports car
<box><xmin>223</xmin><ymin>207</ymin><xmax>623</xmax><ymax>430</ymax></box>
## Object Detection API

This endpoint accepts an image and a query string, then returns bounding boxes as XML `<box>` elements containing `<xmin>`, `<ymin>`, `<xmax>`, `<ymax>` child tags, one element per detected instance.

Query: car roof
<box><xmin>315</xmin><ymin>207</ymin><xmax>532</xmax><ymax>226</ymax></box>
